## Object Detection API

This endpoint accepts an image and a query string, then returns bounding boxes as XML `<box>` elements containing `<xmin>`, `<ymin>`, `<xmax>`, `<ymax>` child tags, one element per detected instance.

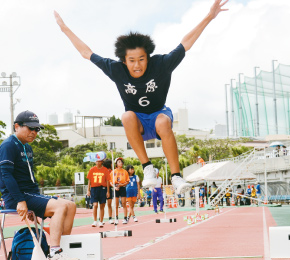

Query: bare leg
<box><xmin>115</xmin><ymin>197</ymin><xmax>119</xmax><ymax>217</ymax></box>
<box><xmin>92</xmin><ymin>202</ymin><xmax>98</xmax><ymax>221</ymax></box>
<box><xmin>122</xmin><ymin>111</ymin><xmax>148</xmax><ymax>163</ymax></box>
<box><xmin>129</xmin><ymin>200</ymin><xmax>135</xmax><ymax>216</ymax></box>
<box><xmin>107</xmin><ymin>199</ymin><xmax>112</xmax><ymax>217</ymax></box>
<box><xmin>121</xmin><ymin>197</ymin><xmax>127</xmax><ymax>218</ymax></box>
<box><xmin>44</xmin><ymin>198</ymin><xmax>76</xmax><ymax>247</ymax></box>
<box><xmin>100</xmin><ymin>203</ymin><xmax>105</xmax><ymax>222</ymax></box>
<box><xmin>155</xmin><ymin>114</ymin><xmax>180</xmax><ymax>173</ymax></box>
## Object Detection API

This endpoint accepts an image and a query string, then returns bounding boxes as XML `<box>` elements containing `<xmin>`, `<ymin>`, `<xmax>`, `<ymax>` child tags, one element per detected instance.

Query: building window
<box><xmin>110</xmin><ymin>142</ymin><xmax>116</xmax><ymax>150</ymax></box>
<box><xmin>146</xmin><ymin>142</ymin><xmax>155</xmax><ymax>148</ymax></box>
<box><xmin>127</xmin><ymin>142</ymin><xmax>132</xmax><ymax>150</ymax></box>
<box><xmin>156</xmin><ymin>141</ymin><xmax>161</xmax><ymax>147</ymax></box>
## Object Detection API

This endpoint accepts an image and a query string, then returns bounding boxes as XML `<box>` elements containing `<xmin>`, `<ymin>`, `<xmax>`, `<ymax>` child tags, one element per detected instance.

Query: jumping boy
<box><xmin>86</xmin><ymin>152</ymin><xmax>110</xmax><ymax>228</ymax></box>
<box><xmin>54</xmin><ymin>0</ymin><xmax>228</xmax><ymax>194</ymax></box>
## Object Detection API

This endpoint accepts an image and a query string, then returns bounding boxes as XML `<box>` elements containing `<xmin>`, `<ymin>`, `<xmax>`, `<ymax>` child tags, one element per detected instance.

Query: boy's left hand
<box><xmin>209</xmin><ymin>0</ymin><xmax>229</xmax><ymax>19</ymax></box>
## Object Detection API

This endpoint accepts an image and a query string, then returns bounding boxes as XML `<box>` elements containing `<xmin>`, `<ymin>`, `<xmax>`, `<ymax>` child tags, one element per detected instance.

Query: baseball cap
<box><xmin>115</xmin><ymin>157</ymin><xmax>124</xmax><ymax>164</ymax></box>
<box><xmin>14</xmin><ymin>111</ymin><xmax>44</xmax><ymax>129</ymax></box>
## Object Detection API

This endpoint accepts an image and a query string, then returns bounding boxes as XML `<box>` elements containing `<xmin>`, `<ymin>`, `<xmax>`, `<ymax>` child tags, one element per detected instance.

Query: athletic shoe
<box><xmin>172</xmin><ymin>175</ymin><xmax>192</xmax><ymax>195</ymax></box>
<box><xmin>98</xmin><ymin>222</ymin><xmax>104</xmax><ymax>228</ymax></box>
<box><xmin>127</xmin><ymin>216</ymin><xmax>131</xmax><ymax>223</ymax></box>
<box><xmin>122</xmin><ymin>218</ymin><xmax>128</xmax><ymax>224</ymax></box>
<box><xmin>142</xmin><ymin>164</ymin><xmax>158</xmax><ymax>188</ymax></box>
<box><xmin>159</xmin><ymin>210</ymin><xmax>164</xmax><ymax>213</ymax></box>
<box><xmin>47</xmin><ymin>248</ymin><xmax>79</xmax><ymax>259</ymax></box>
<box><xmin>154</xmin><ymin>211</ymin><xmax>158</xmax><ymax>214</ymax></box>
<box><xmin>114</xmin><ymin>219</ymin><xmax>119</xmax><ymax>225</ymax></box>
<box><xmin>109</xmin><ymin>218</ymin><xmax>114</xmax><ymax>224</ymax></box>
<box><xmin>133</xmin><ymin>216</ymin><xmax>138</xmax><ymax>222</ymax></box>
<box><xmin>92</xmin><ymin>221</ymin><xmax>98</xmax><ymax>227</ymax></box>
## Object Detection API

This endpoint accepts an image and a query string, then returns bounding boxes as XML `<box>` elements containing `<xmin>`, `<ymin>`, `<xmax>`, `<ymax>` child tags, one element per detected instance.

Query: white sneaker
<box><xmin>122</xmin><ymin>218</ymin><xmax>128</xmax><ymax>224</ymax></box>
<box><xmin>92</xmin><ymin>221</ymin><xmax>98</xmax><ymax>227</ymax></box>
<box><xmin>47</xmin><ymin>248</ymin><xmax>79</xmax><ymax>259</ymax></box>
<box><xmin>115</xmin><ymin>219</ymin><xmax>119</xmax><ymax>225</ymax></box>
<box><xmin>172</xmin><ymin>175</ymin><xmax>192</xmax><ymax>195</ymax></box>
<box><xmin>109</xmin><ymin>218</ymin><xmax>114</xmax><ymax>224</ymax></box>
<box><xmin>142</xmin><ymin>164</ymin><xmax>158</xmax><ymax>187</ymax></box>
<box><xmin>98</xmin><ymin>221</ymin><xmax>104</xmax><ymax>228</ymax></box>
<box><xmin>133</xmin><ymin>216</ymin><xmax>138</xmax><ymax>222</ymax></box>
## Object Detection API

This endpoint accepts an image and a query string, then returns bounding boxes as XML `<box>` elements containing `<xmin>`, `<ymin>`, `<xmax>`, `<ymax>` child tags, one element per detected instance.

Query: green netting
<box><xmin>231</xmin><ymin>64</ymin><xmax>290</xmax><ymax>137</ymax></box>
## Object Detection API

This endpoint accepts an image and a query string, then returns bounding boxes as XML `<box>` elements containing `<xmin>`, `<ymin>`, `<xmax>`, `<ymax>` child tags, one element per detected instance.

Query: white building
<box><xmin>52</xmin><ymin>109</ymin><xmax>210</xmax><ymax>158</ymax></box>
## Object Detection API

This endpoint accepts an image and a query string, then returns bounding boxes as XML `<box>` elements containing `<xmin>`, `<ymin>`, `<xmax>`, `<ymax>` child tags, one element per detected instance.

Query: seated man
<box><xmin>0</xmin><ymin>111</ymin><xmax>77</xmax><ymax>260</ymax></box>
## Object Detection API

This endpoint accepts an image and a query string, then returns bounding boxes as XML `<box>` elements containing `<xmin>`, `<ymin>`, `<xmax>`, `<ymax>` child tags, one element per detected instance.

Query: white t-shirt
<box><xmin>155</xmin><ymin>177</ymin><xmax>163</xmax><ymax>188</ymax></box>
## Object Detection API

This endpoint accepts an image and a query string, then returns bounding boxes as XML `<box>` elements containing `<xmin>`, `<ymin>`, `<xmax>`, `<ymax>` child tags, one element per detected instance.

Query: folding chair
<box><xmin>0</xmin><ymin>209</ymin><xmax>43</xmax><ymax>260</ymax></box>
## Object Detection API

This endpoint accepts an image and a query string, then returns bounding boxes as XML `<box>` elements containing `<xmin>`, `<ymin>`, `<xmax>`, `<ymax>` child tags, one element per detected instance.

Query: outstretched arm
<box><xmin>54</xmin><ymin>11</ymin><xmax>93</xmax><ymax>60</ymax></box>
<box><xmin>181</xmin><ymin>0</ymin><xmax>228</xmax><ymax>52</ymax></box>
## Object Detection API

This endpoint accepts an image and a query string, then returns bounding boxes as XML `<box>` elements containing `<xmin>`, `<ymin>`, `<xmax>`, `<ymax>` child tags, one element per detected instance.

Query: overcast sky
<box><xmin>1</xmin><ymin>0</ymin><xmax>289</xmax><ymax>136</ymax></box>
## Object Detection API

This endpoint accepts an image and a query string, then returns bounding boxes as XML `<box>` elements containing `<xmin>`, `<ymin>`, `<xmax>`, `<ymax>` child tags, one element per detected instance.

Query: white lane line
<box><xmin>107</xmin><ymin>208</ymin><xmax>237</xmax><ymax>260</ymax></box>
<box><xmin>262</xmin><ymin>207</ymin><xmax>271</xmax><ymax>260</ymax></box>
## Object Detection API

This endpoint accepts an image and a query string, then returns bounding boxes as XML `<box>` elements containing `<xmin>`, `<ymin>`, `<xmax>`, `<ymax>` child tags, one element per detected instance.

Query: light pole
<box><xmin>0</xmin><ymin>72</ymin><xmax>21</xmax><ymax>135</ymax></box>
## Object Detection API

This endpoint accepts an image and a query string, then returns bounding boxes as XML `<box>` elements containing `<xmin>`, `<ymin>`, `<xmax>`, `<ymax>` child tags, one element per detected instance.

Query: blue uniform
<box><xmin>90</xmin><ymin>44</ymin><xmax>185</xmax><ymax>141</ymax></box>
<box><xmin>0</xmin><ymin>135</ymin><xmax>56</xmax><ymax>218</ymax></box>
<box><xmin>126</xmin><ymin>175</ymin><xmax>139</xmax><ymax>198</ymax></box>
<box><xmin>256</xmin><ymin>184</ymin><xmax>261</xmax><ymax>195</ymax></box>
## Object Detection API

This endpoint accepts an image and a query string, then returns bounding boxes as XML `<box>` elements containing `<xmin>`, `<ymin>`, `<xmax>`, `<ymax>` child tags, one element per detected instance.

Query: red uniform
<box><xmin>87</xmin><ymin>166</ymin><xmax>110</xmax><ymax>187</ymax></box>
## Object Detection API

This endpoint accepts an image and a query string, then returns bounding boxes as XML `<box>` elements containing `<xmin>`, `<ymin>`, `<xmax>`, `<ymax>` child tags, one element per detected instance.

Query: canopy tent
<box><xmin>185</xmin><ymin>161</ymin><xmax>256</xmax><ymax>182</ymax></box>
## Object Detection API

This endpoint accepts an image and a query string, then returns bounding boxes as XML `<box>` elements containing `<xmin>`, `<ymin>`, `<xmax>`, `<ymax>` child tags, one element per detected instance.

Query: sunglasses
<box><xmin>22</xmin><ymin>124</ymin><xmax>41</xmax><ymax>132</ymax></box>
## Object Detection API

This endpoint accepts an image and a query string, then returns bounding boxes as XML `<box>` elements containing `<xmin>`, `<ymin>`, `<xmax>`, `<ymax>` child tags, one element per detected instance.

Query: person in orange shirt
<box><xmin>87</xmin><ymin>153</ymin><xmax>110</xmax><ymax>228</ymax></box>
<box><xmin>197</xmin><ymin>156</ymin><xmax>205</xmax><ymax>166</ymax></box>
<box><xmin>110</xmin><ymin>157</ymin><xmax>129</xmax><ymax>224</ymax></box>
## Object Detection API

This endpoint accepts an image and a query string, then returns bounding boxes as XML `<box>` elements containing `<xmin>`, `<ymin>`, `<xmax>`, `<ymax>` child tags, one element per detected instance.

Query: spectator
<box><xmin>211</xmin><ymin>182</ymin><xmax>217</xmax><ymax>201</ymax></box>
<box><xmin>126</xmin><ymin>165</ymin><xmax>140</xmax><ymax>222</ymax></box>
<box><xmin>152</xmin><ymin>168</ymin><xmax>164</xmax><ymax>213</ymax></box>
<box><xmin>145</xmin><ymin>188</ymin><xmax>152</xmax><ymax>207</ymax></box>
<box><xmin>110</xmin><ymin>157</ymin><xmax>129</xmax><ymax>224</ymax></box>
<box><xmin>236</xmin><ymin>185</ymin><xmax>244</xmax><ymax>206</ymax></box>
<box><xmin>85</xmin><ymin>194</ymin><xmax>91</xmax><ymax>209</ymax></box>
<box><xmin>197</xmin><ymin>156</ymin><xmax>205</xmax><ymax>166</ymax></box>
<box><xmin>86</xmin><ymin>153</ymin><xmax>110</xmax><ymax>227</ymax></box>
<box><xmin>256</xmin><ymin>182</ymin><xmax>261</xmax><ymax>205</ymax></box>
<box><xmin>225</xmin><ymin>187</ymin><xmax>231</xmax><ymax>206</ymax></box>
<box><xmin>251</xmin><ymin>185</ymin><xmax>257</xmax><ymax>205</ymax></box>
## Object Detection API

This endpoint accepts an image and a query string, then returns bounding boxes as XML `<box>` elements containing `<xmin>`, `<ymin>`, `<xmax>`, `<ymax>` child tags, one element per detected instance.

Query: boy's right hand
<box><xmin>54</xmin><ymin>11</ymin><xmax>65</xmax><ymax>28</ymax></box>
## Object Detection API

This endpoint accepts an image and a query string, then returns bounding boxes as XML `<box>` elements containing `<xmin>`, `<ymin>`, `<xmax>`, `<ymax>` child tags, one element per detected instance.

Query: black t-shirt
<box><xmin>0</xmin><ymin>135</ymin><xmax>39</xmax><ymax>202</ymax></box>
<box><xmin>90</xmin><ymin>44</ymin><xmax>185</xmax><ymax>114</ymax></box>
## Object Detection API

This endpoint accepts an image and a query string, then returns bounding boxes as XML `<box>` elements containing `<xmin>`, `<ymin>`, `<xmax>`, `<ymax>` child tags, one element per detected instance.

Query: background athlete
<box><xmin>54</xmin><ymin>0</ymin><xmax>228</xmax><ymax>194</ymax></box>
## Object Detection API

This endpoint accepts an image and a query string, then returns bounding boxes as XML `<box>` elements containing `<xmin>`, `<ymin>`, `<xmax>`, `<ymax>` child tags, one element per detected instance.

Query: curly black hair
<box><xmin>115</xmin><ymin>31</ymin><xmax>155</xmax><ymax>62</ymax></box>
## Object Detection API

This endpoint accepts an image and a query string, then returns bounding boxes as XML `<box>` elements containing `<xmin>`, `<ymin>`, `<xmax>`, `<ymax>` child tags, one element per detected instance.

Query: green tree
<box><xmin>104</xmin><ymin>115</ymin><xmax>122</xmax><ymax>126</ymax></box>
<box><xmin>30</xmin><ymin>124</ymin><xmax>63</xmax><ymax>169</ymax></box>
<box><xmin>0</xmin><ymin>120</ymin><xmax>6</xmax><ymax>143</ymax></box>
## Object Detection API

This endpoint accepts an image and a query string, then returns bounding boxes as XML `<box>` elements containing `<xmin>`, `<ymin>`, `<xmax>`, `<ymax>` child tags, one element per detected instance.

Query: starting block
<box><xmin>60</xmin><ymin>233</ymin><xmax>103</xmax><ymax>260</ymax></box>
<box><xmin>156</xmin><ymin>218</ymin><xmax>176</xmax><ymax>223</ymax></box>
<box><xmin>100</xmin><ymin>230</ymin><xmax>132</xmax><ymax>238</ymax></box>
<box><xmin>269</xmin><ymin>226</ymin><xmax>290</xmax><ymax>258</ymax></box>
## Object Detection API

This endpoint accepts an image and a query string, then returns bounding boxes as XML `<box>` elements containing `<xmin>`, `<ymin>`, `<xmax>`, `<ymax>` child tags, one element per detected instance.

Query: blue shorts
<box><xmin>135</xmin><ymin>106</ymin><xmax>173</xmax><ymax>141</ymax></box>
<box><xmin>91</xmin><ymin>186</ymin><xmax>107</xmax><ymax>204</ymax></box>
<box><xmin>3</xmin><ymin>192</ymin><xmax>58</xmax><ymax>219</ymax></box>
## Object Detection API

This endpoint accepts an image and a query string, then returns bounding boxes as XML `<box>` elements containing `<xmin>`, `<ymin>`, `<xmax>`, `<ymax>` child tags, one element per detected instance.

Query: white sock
<box><xmin>50</xmin><ymin>246</ymin><xmax>61</xmax><ymax>256</ymax></box>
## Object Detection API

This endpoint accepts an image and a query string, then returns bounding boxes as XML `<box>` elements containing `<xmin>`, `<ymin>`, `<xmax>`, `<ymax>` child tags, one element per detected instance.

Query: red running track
<box><xmin>0</xmin><ymin>207</ymin><xmax>277</xmax><ymax>260</ymax></box>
